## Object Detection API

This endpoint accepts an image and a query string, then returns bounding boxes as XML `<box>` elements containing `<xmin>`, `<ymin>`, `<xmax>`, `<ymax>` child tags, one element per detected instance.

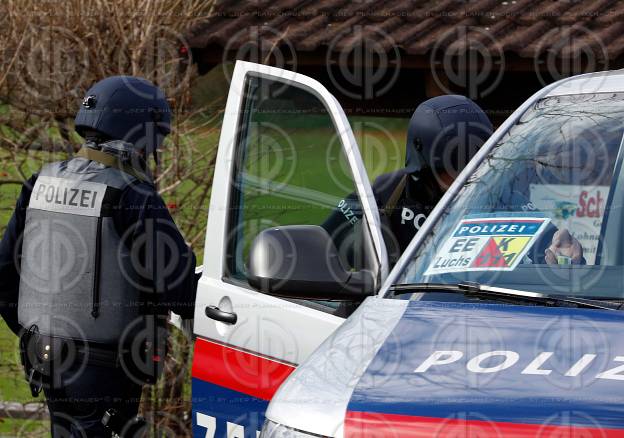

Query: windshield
<box><xmin>393</xmin><ymin>93</ymin><xmax>624</xmax><ymax>300</ymax></box>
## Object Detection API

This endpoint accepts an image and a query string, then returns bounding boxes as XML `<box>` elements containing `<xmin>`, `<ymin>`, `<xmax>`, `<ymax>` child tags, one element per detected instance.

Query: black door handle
<box><xmin>205</xmin><ymin>305</ymin><xmax>237</xmax><ymax>325</ymax></box>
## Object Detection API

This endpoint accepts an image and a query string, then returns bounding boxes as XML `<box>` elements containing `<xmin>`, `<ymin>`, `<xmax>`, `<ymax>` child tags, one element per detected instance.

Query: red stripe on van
<box><xmin>345</xmin><ymin>411</ymin><xmax>624</xmax><ymax>438</ymax></box>
<box><xmin>192</xmin><ymin>337</ymin><xmax>295</xmax><ymax>401</ymax></box>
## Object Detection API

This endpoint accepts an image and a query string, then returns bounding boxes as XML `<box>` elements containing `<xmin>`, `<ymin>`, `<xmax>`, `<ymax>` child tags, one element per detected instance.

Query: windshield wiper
<box><xmin>389</xmin><ymin>282</ymin><xmax>621</xmax><ymax>311</ymax></box>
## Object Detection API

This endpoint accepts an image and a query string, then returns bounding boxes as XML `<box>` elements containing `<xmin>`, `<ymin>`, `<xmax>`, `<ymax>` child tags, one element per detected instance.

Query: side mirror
<box><xmin>247</xmin><ymin>225</ymin><xmax>376</xmax><ymax>300</ymax></box>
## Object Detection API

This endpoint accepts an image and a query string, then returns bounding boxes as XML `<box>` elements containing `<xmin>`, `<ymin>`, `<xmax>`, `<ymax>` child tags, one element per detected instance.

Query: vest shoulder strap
<box><xmin>76</xmin><ymin>147</ymin><xmax>150</xmax><ymax>183</ymax></box>
<box><xmin>381</xmin><ymin>174</ymin><xmax>407</xmax><ymax>217</ymax></box>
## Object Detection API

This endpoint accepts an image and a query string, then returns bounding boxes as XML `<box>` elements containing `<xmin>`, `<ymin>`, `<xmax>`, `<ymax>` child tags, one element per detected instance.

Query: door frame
<box><xmin>191</xmin><ymin>60</ymin><xmax>392</xmax><ymax>437</ymax></box>
<box><xmin>200</xmin><ymin>61</ymin><xmax>388</xmax><ymax>287</ymax></box>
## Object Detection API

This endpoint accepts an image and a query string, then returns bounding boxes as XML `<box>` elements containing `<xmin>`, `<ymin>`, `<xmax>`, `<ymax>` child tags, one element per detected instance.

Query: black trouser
<box><xmin>43</xmin><ymin>364</ymin><xmax>143</xmax><ymax>437</ymax></box>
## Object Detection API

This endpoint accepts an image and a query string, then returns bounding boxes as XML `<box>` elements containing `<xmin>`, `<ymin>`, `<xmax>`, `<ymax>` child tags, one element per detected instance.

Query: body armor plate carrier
<box><xmin>19</xmin><ymin>156</ymin><xmax>143</xmax><ymax>343</ymax></box>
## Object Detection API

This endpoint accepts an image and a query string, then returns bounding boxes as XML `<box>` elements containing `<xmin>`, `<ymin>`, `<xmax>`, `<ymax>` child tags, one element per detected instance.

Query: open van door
<box><xmin>192</xmin><ymin>61</ymin><xmax>388</xmax><ymax>437</ymax></box>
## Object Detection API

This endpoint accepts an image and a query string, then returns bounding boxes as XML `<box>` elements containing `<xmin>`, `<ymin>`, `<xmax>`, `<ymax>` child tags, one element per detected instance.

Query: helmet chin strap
<box><xmin>99</xmin><ymin>140</ymin><xmax>134</xmax><ymax>160</ymax></box>
<box><xmin>84</xmin><ymin>130</ymin><xmax>111</xmax><ymax>145</ymax></box>
<box><xmin>408</xmin><ymin>166</ymin><xmax>444</xmax><ymax>202</ymax></box>
<box><xmin>94</xmin><ymin>140</ymin><xmax>151</xmax><ymax>178</ymax></box>
<box><xmin>144</xmin><ymin>120</ymin><xmax>162</xmax><ymax>165</ymax></box>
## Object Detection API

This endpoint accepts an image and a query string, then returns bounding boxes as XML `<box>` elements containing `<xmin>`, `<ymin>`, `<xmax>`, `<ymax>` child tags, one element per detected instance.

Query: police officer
<box><xmin>323</xmin><ymin>95</ymin><xmax>493</xmax><ymax>265</ymax></box>
<box><xmin>323</xmin><ymin>94</ymin><xmax>585</xmax><ymax>268</ymax></box>
<box><xmin>0</xmin><ymin>76</ymin><xmax>197</xmax><ymax>437</ymax></box>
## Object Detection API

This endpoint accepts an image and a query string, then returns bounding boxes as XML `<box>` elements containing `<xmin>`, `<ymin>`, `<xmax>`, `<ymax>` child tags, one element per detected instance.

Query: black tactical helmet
<box><xmin>405</xmin><ymin>95</ymin><xmax>493</xmax><ymax>176</ymax></box>
<box><xmin>75</xmin><ymin>76</ymin><xmax>171</xmax><ymax>155</ymax></box>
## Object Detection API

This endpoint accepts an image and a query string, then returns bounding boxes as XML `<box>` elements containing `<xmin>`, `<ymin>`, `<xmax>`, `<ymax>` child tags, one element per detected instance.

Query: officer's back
<box><xmin>0</xmin><ymin>76</ymin><xmax>196</xmax><ymax>437</ymax></box>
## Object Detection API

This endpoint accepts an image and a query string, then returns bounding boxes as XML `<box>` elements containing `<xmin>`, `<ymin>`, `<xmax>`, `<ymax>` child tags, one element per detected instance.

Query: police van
<box><xmin>192</xmin><ymin>62</ymin><xmax>624</xmax><ymax>436</ymax></box>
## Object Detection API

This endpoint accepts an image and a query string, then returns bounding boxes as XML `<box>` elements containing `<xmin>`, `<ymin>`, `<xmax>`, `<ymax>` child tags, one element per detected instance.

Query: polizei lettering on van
<box><xmin>29</xmin><ymin>175</ymin><xmax>106</xmax><ymax>217</ymax></box>
<box><xmin>414</xmin><ymin>350</ymin><xmax>624</xmax><ymax>380</ymax></box>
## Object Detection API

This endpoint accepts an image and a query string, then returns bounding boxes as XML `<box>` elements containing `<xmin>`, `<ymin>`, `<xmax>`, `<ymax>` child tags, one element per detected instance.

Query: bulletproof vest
<box><xmin>18</xmin><ymin>157</ymin><xmax>145</xmax><ymax>346</ymax></box>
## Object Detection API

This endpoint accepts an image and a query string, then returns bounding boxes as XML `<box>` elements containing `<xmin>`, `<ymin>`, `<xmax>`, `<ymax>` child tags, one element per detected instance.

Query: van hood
<box><xmin>266</xmin><ymin>299</ymin><xmax>624</xmax><ymax>437</ymax></box>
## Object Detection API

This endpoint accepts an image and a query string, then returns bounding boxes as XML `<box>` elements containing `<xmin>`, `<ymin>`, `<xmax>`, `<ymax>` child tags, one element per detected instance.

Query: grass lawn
<box><xmin>0</xmin><ymin>319</ymin><xmax>49</xmax><ymax>437</ymax></box>
<box><xmin>0</xmin><ymin>417</ymin><xmax>49</xmax><ymax>437</ymax></box>
<box><xmin>0</xmin><ymin>320</ymin><xmax>30</xmax><ymax>403</ymax></box>
<box><xmin>0</xmin><ymin>149</ymin><xmax>54</xmax><ymax>431</ymax></box>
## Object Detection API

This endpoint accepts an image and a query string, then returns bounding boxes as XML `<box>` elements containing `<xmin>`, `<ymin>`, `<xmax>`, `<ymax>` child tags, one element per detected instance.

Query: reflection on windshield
<box><xmin>396</xmin><ymin>93</ymin><xmax>624</xmax><ymax>300</ymax></box>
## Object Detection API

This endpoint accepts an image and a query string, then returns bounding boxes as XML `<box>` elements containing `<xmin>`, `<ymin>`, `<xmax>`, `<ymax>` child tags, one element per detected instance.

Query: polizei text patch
<box><xmin>29</xmin><ymin>176</ymin><xmax>107</xmax><ymax>217</ymax></box>
<box><xmin>424</xmin><ymin>215</ymin><xmax>550</xmax><ymax>275</ymax></box>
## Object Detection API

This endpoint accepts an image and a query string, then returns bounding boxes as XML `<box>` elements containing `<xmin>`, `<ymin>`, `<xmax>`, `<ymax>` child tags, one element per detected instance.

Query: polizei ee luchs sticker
<box><xmin>424</xmin><ymin>216</ymin><xmax>551</xmax><ymax>276</ymax></box>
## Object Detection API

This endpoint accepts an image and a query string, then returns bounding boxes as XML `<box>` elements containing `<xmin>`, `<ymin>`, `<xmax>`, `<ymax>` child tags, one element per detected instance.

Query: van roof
<box><xmin>546</xmin><ymin>70</ymin><xmax>624</xmax><ymax>97</ymax></box>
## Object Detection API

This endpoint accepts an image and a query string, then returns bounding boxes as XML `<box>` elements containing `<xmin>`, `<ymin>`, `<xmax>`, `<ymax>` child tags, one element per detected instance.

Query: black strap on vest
<box><xmin>378</xmin><ymin>174</ymin><xmax>408</xmax><ymax>267</ymax></box>
<box><xmin>381</xmin><ymin>174</ymin><xmax>407</xmax><ymax>217</ymax></box>
<box><xmin>76</xmin><ymin>147</ymin><xmax>150</xmax><ymax>183</ymax></box>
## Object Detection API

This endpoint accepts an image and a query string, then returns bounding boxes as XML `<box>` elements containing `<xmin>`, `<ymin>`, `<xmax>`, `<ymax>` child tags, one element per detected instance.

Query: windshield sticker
<box><xmin>530</xmin><ymin>184</ymin><xmax>608</xmax><ymax>265</ymax></box>
<box><xmin>424</xmin><ymin>216</ymin><xmax>551</xmax><ymax>276</ymax></box>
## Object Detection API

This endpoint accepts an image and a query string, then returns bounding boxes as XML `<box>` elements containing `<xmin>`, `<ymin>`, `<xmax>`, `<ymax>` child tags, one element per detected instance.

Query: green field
<box><xmin>0</xmin><ymin>319</ymin><xmax>50</xmax><ymax>437</ymax></box>
<box><xmin>0</xmin><ymin>417</ymin><xmax>49</xmax><ymax>437</ymax></box>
